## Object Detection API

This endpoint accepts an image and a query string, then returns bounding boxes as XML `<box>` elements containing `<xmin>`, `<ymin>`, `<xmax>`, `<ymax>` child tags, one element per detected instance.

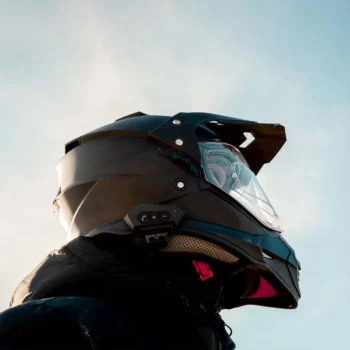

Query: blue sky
<box><xmin>0</xmin><ymin>1</ymin><xmax>349</xmax><ymax>349</ymax></box>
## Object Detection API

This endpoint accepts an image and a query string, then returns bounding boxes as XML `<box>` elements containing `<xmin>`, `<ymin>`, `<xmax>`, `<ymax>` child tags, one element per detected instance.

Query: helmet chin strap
<box><xmin>192</xmin><ymin>260</ymin><xmax>214</xmax><ymax>281</ymax></box>
<box><xmin>179</xmin><ymin>260</ymin><xmax>227</xmax><ymax>315</ymax></box>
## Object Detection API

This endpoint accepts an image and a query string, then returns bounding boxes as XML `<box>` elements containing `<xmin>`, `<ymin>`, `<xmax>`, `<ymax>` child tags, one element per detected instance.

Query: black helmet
<box><xmin>53</xmin><ymin>111</ymin><xmax>301</xmax><ymax>310</ymax></box>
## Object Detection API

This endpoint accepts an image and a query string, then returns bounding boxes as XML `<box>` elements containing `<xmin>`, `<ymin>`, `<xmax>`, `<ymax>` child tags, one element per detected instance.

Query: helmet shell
<box><xmin>54</xmin><ymin>111</ymin><xmax>300</xmax><ymax>309</ymax></box>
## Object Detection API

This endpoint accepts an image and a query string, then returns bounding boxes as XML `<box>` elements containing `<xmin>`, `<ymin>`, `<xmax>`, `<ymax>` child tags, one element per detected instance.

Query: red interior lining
<box><xmin>246</xmin><ymin>276</ymin><xmax>277</xmax><ymax>299</ymax></box>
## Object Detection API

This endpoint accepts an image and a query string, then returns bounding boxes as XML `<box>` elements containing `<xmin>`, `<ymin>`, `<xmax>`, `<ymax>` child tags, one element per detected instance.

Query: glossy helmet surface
<box><xmin>54</xmin><ymin>112</ymin><xmax>301</xmax><ymax>309</ymax></box>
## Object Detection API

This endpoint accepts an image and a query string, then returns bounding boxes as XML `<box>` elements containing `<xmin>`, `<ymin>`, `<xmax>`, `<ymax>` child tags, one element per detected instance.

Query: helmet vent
<box><xmin>115</xmin><ymin>111</ymin><xmax>147</xmax><ymax>122</ymax></box>
<box><xmin>161</xmin><ymin>235</ymin><xmax>239</xmax><ymax>264</ymax></box>
<box><xmin>65</xmin><ymin>138</ymin><xmax>81</xmax><ymax>154</ymax></box>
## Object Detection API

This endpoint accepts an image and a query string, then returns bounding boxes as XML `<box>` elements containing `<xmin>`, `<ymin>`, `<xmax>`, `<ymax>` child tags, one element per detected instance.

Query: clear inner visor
<box><xmin>199</xmin><ymin>142</ymin><xmax>282</xmax><ymax>232</ymax></box>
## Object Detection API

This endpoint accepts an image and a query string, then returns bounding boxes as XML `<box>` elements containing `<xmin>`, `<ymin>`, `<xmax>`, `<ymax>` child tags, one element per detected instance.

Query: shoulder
<box><xmin>10</xmin><ymin>240</ymin><xmax>93</xmax><ymax>307</ymax></box>
<box><xmin>0</xmin><ymin>296</ymin><xmax>235</xmax><ymax>349</ymax></box>
<box><xmin>0</xmin><ymin>297</ymin><xmax>95</xmax><ymax>349</ymax></box>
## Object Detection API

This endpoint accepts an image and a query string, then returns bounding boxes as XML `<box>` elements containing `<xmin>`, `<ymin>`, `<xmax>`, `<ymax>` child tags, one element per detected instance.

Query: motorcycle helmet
<box><xmin>53</xmin><ymin>111</ymin><xmax>301</xmax><ymax>310</ymax></box>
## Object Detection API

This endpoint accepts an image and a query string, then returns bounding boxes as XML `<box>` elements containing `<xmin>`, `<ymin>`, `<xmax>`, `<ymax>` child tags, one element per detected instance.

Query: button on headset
<box><xmin>159</xmin><ymin>211</ymin><xmax>171</xmax><ymax>221</ymax></box>
<box><xmin>137</xmin><ymin>212</ymin><xmax>150</xmax><ymax>224</ymax></box>
<box><xmin>150</xmin><ymin>212</ymin><xmax>159</xmax><ymax>222</ymax></box>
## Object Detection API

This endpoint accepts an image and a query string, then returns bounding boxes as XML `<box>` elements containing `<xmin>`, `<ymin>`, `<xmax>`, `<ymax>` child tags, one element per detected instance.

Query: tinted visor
<box><xmin>199</xmin><ymin>142</ymin><xmax>282</xmax><ymax>232</ymax></box>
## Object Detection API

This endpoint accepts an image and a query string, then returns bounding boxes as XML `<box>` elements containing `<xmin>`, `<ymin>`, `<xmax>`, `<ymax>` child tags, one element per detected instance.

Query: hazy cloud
<box><xmin>1</xmin><ymin>2</ymin><xmax>349</xmax><ymax>349</ymax></box>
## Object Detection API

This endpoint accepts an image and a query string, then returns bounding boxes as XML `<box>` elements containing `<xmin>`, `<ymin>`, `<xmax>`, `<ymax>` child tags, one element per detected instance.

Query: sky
<box><xmin>0</xmin><ymin>0</ymin><xmax>349</xmax><ymax>349</ymax></box>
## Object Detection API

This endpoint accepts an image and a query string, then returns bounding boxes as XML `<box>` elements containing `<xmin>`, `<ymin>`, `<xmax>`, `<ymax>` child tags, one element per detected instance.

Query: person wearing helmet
<box><xmin>0</xmin><ymin>112</ymin><xmax>301</xmax><ymax>349</ymax></box>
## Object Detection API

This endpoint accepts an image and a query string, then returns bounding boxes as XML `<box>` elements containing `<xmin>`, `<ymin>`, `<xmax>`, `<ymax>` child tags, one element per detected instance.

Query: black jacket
<box><xmin>0</xmin><ymin>236</ymin><xmax>236</xmax><ymax>349</ymax></box>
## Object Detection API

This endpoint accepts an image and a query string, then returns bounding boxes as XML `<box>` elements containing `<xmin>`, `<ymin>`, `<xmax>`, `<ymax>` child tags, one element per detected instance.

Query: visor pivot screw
<box><xmin>175</xmin><ymin>139</ymin><xmax>184</xmax><ymax>146</ymax></box>
<box><xmin>173</xmin><ymin>119</ymin><xmax>181</xmax><ymax>125</ymax></box>
<box><xmin>175</xmin><ymin>179</ymin><xmax>187</xmax><ymax>191</ymax></box>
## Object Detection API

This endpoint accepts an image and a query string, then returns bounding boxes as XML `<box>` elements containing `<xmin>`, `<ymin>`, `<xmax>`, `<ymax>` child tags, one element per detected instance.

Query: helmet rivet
<box><xmin>173</xmin><ymin>119</ymin><xmax>181</xmax><ymax>125</ymax></box>
<box><xmin>175</xmin><ymin>139</ymin><xmax>184</xmax><ymax>146</ymax></box>
<box><xmin>175</xmin><ymin>179</ymin><xmax>187</xmax><ymax>190</ymax></box>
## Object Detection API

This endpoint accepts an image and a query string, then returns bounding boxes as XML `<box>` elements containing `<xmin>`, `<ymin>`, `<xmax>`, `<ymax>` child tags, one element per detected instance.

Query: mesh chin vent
<box><xmin>161</xmin><ymin>235</ymin><xmax>239</xmax><ymax>264</ymax></box>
